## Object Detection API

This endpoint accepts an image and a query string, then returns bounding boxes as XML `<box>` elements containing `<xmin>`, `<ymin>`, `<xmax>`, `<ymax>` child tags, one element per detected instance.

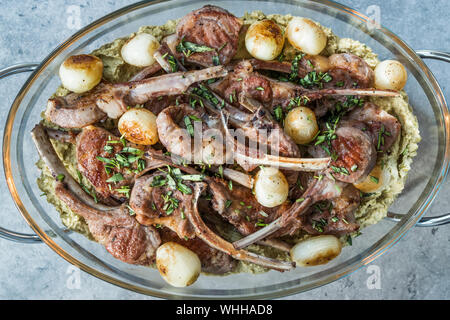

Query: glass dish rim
<box><xmin>3</xmin><ymin>0</ymin><xmax>449</xmax><ymax>299</ymax></box>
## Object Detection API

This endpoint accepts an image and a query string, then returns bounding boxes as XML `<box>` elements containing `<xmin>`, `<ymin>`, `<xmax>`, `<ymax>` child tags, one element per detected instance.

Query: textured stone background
<box><xmin>0</xmin><ymin>0</ymin><xmax>448</xmax><ymax>299</ymax></box>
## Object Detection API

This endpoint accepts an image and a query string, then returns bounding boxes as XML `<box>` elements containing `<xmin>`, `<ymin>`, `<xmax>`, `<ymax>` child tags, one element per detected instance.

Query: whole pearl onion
<box><xmin>118</xmin><ymin>108</ymin><xmax>159</xmax><ymax>145</ymax></box>
<box><xmin>253</xmin><ymin>166</ymin><xmax>289</xmax><ymax>208</ymax></box>
<box><xmin>286</xmin><ymin>17</ymin><xmax>327</xmax><ymax>55</ymax></box>
<box><xmin>245</xmin><ymin>19</ymin><xmax>285</xmax><ymax>61</ymax></box>
<box><xmin>59</xmin><ymin>54</ymin><xmax>103</xmax><ymax>93</ymax></box>
<box><xmin>156</xmin><ymin>242</ymin><xmax>201</xmax><ymax>287</ymax></box>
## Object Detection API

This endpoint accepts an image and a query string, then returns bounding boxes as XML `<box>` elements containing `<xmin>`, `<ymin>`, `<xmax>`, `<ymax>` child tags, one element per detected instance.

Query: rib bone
<box><xmin>187</xmin><ymin>183</ymin><xmax>295</xmax><ymax>271</ymax></box>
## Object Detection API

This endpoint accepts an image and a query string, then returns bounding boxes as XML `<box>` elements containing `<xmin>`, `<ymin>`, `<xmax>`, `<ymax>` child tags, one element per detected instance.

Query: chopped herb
<box><xmin>167</xmin><ymin>55</ymin><xmax>178</xmax><ymax>72</ymax></box>
<box><xmin>370</xmin><ymin>176</ymin><xmax>379</xmax><ymax>184</ymax></box>
<box><xmin>351</xmin><ymin>164</ymin><xmax>358</xmax><ymax>172</ymax></box>
<box><xmin>218</xmin><ymin>165</ymin><xmax>224</xmax><ymax>179</ymax></box>
<box><xmin>76</xmin><ymin>170</ymin><xmax>98</xmax><ymax>203</ymax></box>
<box><xmin>116</xmin><ymin>185</ymin><xmax>130</xmax><ymax>198</ymax></box>
<box><xmin>177</xmin><ymin>180</ymin><xmax>192</xmax><ymax>195</ymax></box>
<box><xmin>228</xmin><ymin>180</ymin><xmax>233</xmax><ymax>191</ymax></box>
<box><xmin>401</xmin><ymin>146</ymin><xmax>409</xmax><ymax>156</ymax></box>
<box><xmin>56</xmin><ymin>174</ymin><xmax>65</xmax><ymax>182</ymax></box>
<box><xmin>212</xmin><ymin>55</ymin><xmax>220</xmax><ymax>66</ymax></box>
<box><xmin>298</xmin><ymin>71</ymin><xmax>332</xmax><ymax>88</ymax></box>
<box><xmin>331</xmin><ymin>216</ymin><xmax>339</xmax><ymax>223</ymax></box>
<box><xmin>106</xmin><ymin>173</ymin><xmax>124</xmax><ymax>183</ymax></box>
<box><xmin>225</xmin><ymin>200</ymin><xmax>233</xmax><ymax>208</ymax></box>
<box><xmin>103</xmin><ymin>145</ymin><xmax>114</xmax><ymax>153</ymax></box>
<box><xmin>255</xmin><ymin>86</ymin><xmax>264</xmax><ymax>91</ymax></box>
<box><xmin>346</xmin><ymin>235</ymin><xmax>353</xmax><ymax>246</ymax></box>
<box><xmin>255</xmin><ymin>222</ymin><xmax>268</xmax><ymax>227</ymax></box>
<box><xmin>218</xmin><ymin>42</ymin><xmax>227</xmax><ymax>51</ymax></box>
<box><xmin>176</xmin><ymin>38</ymin><xmax>214</xmax><ymax>57</ymax></box>
<box><xmin>312</xmin><ymin>218</ymin><xmax>327</xmax><ymax>232</ymax></box>
<box><xmin>161</xmin><ymin>191</ymin><xmax>179</xmax><ymax>215</ymax></box>
<box><xmin>273</xmin><ymin>106</ymin><xmax>284</xmax><ymax>124</ymax></box>
<box><xmin>334</xmin><ymin>184</ymin><xmax>342</xmax><ymax>193</ymax></box>
<box><xmin>151</xmin><ymin>175</ymin><xmax>167</xmax><ymax>187</ymax></box>
<box><xmin>296</xmin><ymin>197</ymin><xmax>305</xmax><ymax>203</ymax></box>
<box><xmin>288</xmin><ymin>53</ymin><xmax>306</xmax><ymax>81</ymax></box>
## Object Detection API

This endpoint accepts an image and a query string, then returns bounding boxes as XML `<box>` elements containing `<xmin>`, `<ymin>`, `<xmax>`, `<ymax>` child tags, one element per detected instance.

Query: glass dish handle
<box><xmin>387</xmin><ymin>50</ymin><xmax>450</xmax><ymax>227</ymax></box>
<box><xmin>0</xmin><ymin>63</ymin><xmax>42</xmax><ymax>243</ymax></box>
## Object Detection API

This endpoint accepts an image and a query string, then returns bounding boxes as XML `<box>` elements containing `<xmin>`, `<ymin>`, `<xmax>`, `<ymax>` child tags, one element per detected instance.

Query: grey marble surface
<box><xmin>0</xmin><ymin>0</ymin><xmax>449</xmax><ymax>300</ymax></box>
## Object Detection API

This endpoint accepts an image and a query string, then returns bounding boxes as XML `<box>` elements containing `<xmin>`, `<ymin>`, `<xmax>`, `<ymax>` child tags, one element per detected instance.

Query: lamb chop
<box><xmin>31</xmin><ymin>124</ymin><xmax>161</xmax><ymax>265</ymax></box>
<box><xmin>175</xmin><ymin>5</ymin><xmax>242</xmax><ymax>67</ymax></box>
<box><xmin>343</xmin><ymin>102</ymin><xmax>401</xmax><ymax>153</ymax></box>
<box><xmin>210</xmin><ymin>59</ymin><xmax>399</xmax><ymax>113</ymax></box>
<box><xmin>45</xmin><ymin>65</ymin><xmax>227</xmax><ymax>128</ymax></box>
<box><xmin>300</xmin><ymin>184</ymin><xmax>360</xmax><ymax>236</ymax></box>
<box><xmin>76</xmin><ymin>126</ymin><xmax>147</xmax><ymax>202</ymax></box>
<box><xmin>129</xmin><ymin>173</ymin><xmax>197</xmax><ymax>240</ymax></box>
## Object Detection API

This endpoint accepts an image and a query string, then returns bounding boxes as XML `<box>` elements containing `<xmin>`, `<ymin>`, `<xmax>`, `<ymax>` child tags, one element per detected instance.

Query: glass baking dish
<box><xmin>1</xmin><ymin>0</ymin><xmax>449</xmax><ymax>299</ymax></box>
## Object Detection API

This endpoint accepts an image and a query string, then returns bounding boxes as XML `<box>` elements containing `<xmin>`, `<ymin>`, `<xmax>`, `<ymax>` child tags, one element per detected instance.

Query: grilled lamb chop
<box><xmin>45</xmin><ymin>65</ymin><xmax>227</xmax><ymax>128</ymax></box>
<box><xmin>327</xmin><ymin>53</ymin><xmax>374</xmax><ymax>88</ymax></box>
<box><xmin>175</xmin><ymin>5</ymin><xmax>242</xmax><ymax>67</ymax></box>
<box><xmin>76</xmin><ymin>126</ymin><xmax>145</xmax><ymax>202</ymax></box>
<box><xmin>130</xmin><ymin>173</ymin><xmax>196</xmax><ymax>240</ymax></box>
<box><xmin>55</xmin><ymin>182</ymin><xmax>161</xmax><ymax>265</ymax></box>
<box><xmin>344</xmin><ymin>102</ymin><xmax>401</xmax><ymax>153</ymax></box>
<box><xmin>301</xmin><ymin>184</ymin><xmax>360</xmax><ymax>236</ymax></box>
<box><xmin>212</xmin><ymin>59</ymin><xmax>398</xmax><ymax>112</ymax></box>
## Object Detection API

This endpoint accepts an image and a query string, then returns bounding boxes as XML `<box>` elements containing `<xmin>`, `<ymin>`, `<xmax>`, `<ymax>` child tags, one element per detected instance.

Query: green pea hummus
<box><xmin>37</xmin><ymin>11</ymin><xmax>421</xmax><ymax>274</ymax></box>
